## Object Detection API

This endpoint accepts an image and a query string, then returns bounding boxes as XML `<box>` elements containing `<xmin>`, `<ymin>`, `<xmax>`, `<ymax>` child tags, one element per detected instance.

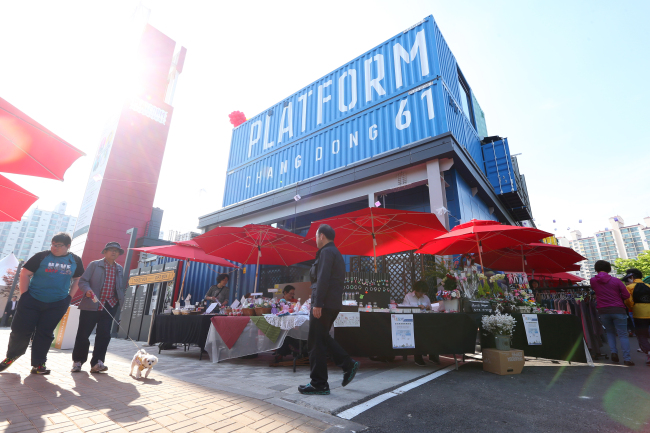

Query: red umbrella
<box><xmin>528</xmin><ymin>272</ymin><xmax>584</xmax><ymax>283</ymax></box>
<box><xmin>0</xmin><ymin>174</ymin><xmax>39</xmax><ymax>222</ymax></box>
<box><xmin>131</xmin><ymin>244</ymin><xmax>238</xmax><ymax>268</ymax></box>
<box><xmin>480</xmin><ymin>243</ymin><xmax>585</xmax><ymax>274</ymax></box>
<box><xmin>0</xmin><ymin>97</ymin><xmax>85</xmax><ymax>180</ymax></box>
<box><xmin>416</xmin><ymin>219</ymin><xmax>552</xmax><ymax>269</ymax></box>
<box><xmin>131</xmin><ymin>243</ymin><xmax>239</xmax><ymax>302</ymax></box>
<box><xmin>193</xmin><ymin>224</ymin><xmax>318</xmax><ymax>292</ymax></box>
<box><xmin>305</xmin><ymin>207</ymin><xmax>448</xmax><ymax>271</ymax></box>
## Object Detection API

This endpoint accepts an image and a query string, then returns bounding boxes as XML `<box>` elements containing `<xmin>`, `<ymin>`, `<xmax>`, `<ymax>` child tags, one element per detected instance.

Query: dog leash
<box><xmin>89</xmin><ymin>294</ymin><xmax>142</xmax><ymax>351</ymax></box>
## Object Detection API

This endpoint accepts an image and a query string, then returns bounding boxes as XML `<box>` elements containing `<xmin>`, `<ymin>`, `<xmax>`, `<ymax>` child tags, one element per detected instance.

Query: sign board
<box><xmin>223</xmin><ymin>17</ymin><xmax>452</xmax><ymax>207</ymax></box>
<box><xmin>522</xmin><ymin>314</ymin><xmax>542</xmax><ymax>345</ymax></box>
<box><xmin>128</xmin><ymin>285</ymin><xmax>148</xmax><ymax>341</ymax></box>
<box><xmin>118</xmin><ymin>285</ymin><xmax>137</xmax><ymax>339</ymax></box>
<box><xmin>334</xmin><ymin>312</ymin><xmax>361</xmax><ymax>327</ymax></box>
<box><xmin>464</xmin><ymin>300</ymin><xmax>492</xmax><ymax>314</ymax></box>
<box><xmin>391</xmin><ymin>314</ymin><xmax>415</xmax><ymax>349</ymax></box>
<box><xmin>128</xmin><ymin>270</ymin><xmax>175</xmax><ymax>285</ymax></box>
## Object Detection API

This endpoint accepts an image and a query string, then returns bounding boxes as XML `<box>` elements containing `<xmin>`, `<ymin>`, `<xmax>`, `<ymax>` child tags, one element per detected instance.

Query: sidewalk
<box><xmin>0</xmin><ymin>329</ymin><xmax>365</xmax><ymax>433</ymax></box>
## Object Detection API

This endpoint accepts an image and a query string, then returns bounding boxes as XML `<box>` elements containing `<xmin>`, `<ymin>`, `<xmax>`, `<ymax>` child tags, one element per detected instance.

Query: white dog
<box><xmin>130</xmin><ymin>349</ymin><xmax>158</xmax><ymax>379</ymax></box>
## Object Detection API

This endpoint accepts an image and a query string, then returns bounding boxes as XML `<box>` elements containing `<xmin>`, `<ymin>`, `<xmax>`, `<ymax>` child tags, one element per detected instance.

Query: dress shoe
<box><xmin>623</xmin><ymin>360</ymin><xmax>635</xmax><ymax>366</ymax></box>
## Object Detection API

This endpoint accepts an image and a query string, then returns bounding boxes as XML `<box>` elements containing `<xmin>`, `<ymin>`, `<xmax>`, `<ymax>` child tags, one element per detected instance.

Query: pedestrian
<box><xmin>590</xmin><ymin>260</ymin><xmax>634</xmax><ymax>366</ymax></box>
<box><xmin>71</xmin><ymin>242</ymin><xmax>126</xmax><ymax>373</ymax></box>
<box><xmin>0</xmin><ymin>233</ymin><xmax>84</xmax><ymax>375</ymax></box>
<box><xmin>3</xmin><ymin>296</ymin><xmax>18</xmax><ymax>325</ymax></box>
<box><xmin>623</xmin><ymin>268</ymin><xmax>650</xmax><ymax>366</ymax></box>
<box><xmin>298</xmin><ymin>224</ymin><xmax>359</xmax><ymax>395</ymax></box>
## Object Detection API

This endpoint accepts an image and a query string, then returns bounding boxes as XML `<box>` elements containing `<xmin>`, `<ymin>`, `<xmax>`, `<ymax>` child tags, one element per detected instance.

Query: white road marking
<box><xmin>337</xmin><ymin>364</ymin><xmax>457</xmax><ymax>420</ymax></box>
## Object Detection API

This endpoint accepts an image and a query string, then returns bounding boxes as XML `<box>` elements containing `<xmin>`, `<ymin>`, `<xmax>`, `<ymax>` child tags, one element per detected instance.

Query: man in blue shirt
<box><xmin>0</xmin><ymin>233</ymin><xmax>84</xmax><ymax>375</ymax></box>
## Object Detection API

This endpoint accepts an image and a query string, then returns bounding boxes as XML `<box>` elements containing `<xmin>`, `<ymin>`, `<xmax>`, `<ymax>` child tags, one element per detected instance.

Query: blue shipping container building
<box><xmin>197</xmin><ymin>14</ymin><xmax>535</xmax><ymax>299</ymax></box>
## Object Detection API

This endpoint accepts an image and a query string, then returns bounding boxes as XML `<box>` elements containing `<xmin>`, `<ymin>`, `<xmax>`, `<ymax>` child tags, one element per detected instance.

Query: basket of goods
<box><xmin>242</xmin><ymin>305</ymin><xmax>257</xmax><ymax>316</ymax></box>
<box><xmin>255</xmin><ymin>302</ymin><xmax>272</xmax><ymax>315</ymax></box>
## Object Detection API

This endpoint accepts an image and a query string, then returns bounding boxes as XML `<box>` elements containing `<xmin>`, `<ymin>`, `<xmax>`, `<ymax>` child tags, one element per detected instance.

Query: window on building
<box><xmin>457</xmin><ymin>69</ymin><xmax>475</xmax><ymax>127</ymax></box>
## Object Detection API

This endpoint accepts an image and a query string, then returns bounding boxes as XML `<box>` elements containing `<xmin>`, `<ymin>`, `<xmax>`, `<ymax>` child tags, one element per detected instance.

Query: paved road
<box><xmin>349</xmin><ymin>348</ymin><xmax>650</xmax><ymax>433</ymax></box>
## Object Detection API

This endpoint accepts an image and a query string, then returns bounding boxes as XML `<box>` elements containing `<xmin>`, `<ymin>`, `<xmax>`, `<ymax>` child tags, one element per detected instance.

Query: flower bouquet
<box><xmin>482</xmin><ymin>312</ymin><xmax>517</xmax><ymax>350</ymax></box>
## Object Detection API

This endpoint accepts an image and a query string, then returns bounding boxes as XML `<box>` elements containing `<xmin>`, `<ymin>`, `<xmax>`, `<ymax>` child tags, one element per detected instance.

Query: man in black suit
<box><xmin>3</xmin><ymin>296</ymin><xmax>18</xmax><ymax>324</ymax></box>
<box><xmin>298</xmin><ymin>224</ymin><xmax>359</xmax><ymax>395</ymax></box>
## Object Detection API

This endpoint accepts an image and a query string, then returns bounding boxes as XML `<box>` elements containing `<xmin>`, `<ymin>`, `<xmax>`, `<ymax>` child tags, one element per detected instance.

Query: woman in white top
<box><xmin>403</xmin><ymin>281</ymin><xmax>432</xmax><ymax>310</ymax></box>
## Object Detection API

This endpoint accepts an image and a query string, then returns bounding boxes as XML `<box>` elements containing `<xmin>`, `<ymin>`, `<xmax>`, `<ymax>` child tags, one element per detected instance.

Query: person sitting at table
<box><xmin>272</xmin><ymin>285</ymin><xmax>301</xmax><ymax>364</ymax></box>
<box><xmin>204</xmin><ymin>274</ymin><xmax>229</xmax><ymax>307</ymax></box>
<box><xmin>404</xmin><ymin>281</ymin><xmax>439</xmax><ymax>366</ymax></box>
<box><xmin>403</xmin><ymin>281</ymin><xmax>432</xmax><ymax>310</ymax></box>
<box><xmin>281</xmin><ymin>285</ymin><xmax>297</xmax><ymax>303</ymax></box>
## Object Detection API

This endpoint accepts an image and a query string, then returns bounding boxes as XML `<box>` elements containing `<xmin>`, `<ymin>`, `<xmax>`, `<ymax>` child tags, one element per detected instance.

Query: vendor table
<box><xmin>149</xmin><ymin>314</ymin><xmax>213</xmax><ymax>359</ymax></box>
<box><xmin>334</xmin><ymin>312</ymin><xmax>478</xmax><ymax>358</ymax></box>
<box><xmin>205</xmin><ymin>315</ymin><xmax>309</xmax><ymax>365</ymax></box>
<box><xmin>470</xmin><ymin>313</ymin><xmax>588</xmax><ymax>363</ymax></box>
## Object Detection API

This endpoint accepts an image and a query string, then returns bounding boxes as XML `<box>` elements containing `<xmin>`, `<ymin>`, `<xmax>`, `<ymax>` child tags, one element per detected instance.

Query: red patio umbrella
<box><xmin>193</xmin><ymin>224</ymin><xmax>318</xmax><ymax>293</ymax></box>
<box><xmin>0</xmin><ymin>97</ymin><xmax>85</xmax><ymax>180</ymax></box>
<box><xmin>305</xmin><ymin>207</ymin><xmax>448</xmax><ymax>271</ymax></box>
<box><xmin>131</xmin><ymin>243</ymin><xmax>238</xmax><ymax>302</ymax></box>
<box><xmin>416</xmin><ymin>219</ymin><xmax>552</xmax><ymax>270</ymax></box>
<box><xmin>480</xmin><ymin>243</ymin><xmax>585</xmax><ymax>274</ymax></box>
<box><xmin>528</xmin><ymin>272</ymin><xmax>584</xmax><ymax>284</ymax></box>
<box><xmin>0</xmin><ymin>174</ymin><xmax>38</xmax><ymax>222</ymax></box>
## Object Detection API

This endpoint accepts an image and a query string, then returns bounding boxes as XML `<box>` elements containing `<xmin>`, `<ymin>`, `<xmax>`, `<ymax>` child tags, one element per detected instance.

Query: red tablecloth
<box><xmin>210</xmin><ymin>316</ymin><xmax>251</xmax><ymax>349</ymax></box>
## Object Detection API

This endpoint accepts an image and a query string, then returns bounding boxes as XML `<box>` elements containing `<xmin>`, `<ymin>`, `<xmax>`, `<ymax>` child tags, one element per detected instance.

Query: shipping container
<box><xmin>224</xmin><ymin>15</ymin><xmax>486</xmax><ymax>207</ymax></box>
<box><xmin>481</xmin><ymin>137</ymin><xmax>531</xmax><ymax>221</ymax></box>
<box><xmin>224</xmin><ymin>81</ymin><xmax>445</xmax><ymax>206</ymax></box>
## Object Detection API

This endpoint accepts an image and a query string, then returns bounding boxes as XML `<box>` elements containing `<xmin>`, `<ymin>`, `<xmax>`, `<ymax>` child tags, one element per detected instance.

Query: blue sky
<box><xmin>1</xmin><ymin>0</ymin><xmax>648</xmax><ymax>237</ymax></box>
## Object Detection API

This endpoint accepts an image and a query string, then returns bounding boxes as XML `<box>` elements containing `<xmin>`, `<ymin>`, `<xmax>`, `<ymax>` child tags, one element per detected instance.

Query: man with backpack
<box><xmin>624</xmin><ymin>268</ymin><xmax>650</xmax><ymax>366</ymax></box>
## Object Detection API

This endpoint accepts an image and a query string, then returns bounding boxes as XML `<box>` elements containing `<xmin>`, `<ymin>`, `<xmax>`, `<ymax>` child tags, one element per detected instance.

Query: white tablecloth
<box><xmin>205</xmin><ymin>317</ymin><xmax>309</xmax><ymax>363</ymax></box>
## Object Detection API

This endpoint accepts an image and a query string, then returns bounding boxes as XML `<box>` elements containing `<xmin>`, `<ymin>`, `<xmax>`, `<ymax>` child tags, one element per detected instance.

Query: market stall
<box><xmin>149</xmin><ymin>314</ymin><xmax>213</xmax><ymax>359</ymax></box>
<box><xmin>205</xmin><ymin>314</ymin><xmax>309</xmax><ymax>365</ymax></box>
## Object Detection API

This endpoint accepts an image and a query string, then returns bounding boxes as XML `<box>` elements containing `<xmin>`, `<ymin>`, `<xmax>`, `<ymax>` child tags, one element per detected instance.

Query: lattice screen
<box><xmin>350</xmin><ymin>252</ymin><xmax>438</xmax><ymax>303</ymax></box>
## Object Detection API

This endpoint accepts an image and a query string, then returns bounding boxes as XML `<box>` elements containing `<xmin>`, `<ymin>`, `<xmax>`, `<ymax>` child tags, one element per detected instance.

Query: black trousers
<box><xmin>72</xmin><ymin>302</ymin><xmax>119</xmax><ymax>366</ymax></box>
<box><xmin>6</xmin><ymin>291</ymin><xmax>70</xmax><ymax>366</ymax></box>
<box><xmin>308</xmin><ymin>308</ymin><xmax>353</xmax><ymax>388</ymax></box>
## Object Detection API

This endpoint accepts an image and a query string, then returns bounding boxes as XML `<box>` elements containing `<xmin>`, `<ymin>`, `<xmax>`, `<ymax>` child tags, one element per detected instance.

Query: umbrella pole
<box><xmin>179</xmin><ymin>260</ymin><xmax>190</xmax><ymax>304</ymax></box>
<box><xmin>475</xmin><ymin>234</ymin><xmax>484</xmax><ymax>271</ymax></box>
<box><xmin>253</xmin><ymin>246</ymin><xmax>261</xmax><ymax>294</ymax></box>
<box><xmin>371</xmin><ymin>208</ymin><xmax>378</xmax><ymax>273</ymax></box>
<box><xmin>521</xmin><ymin>245</ymin><xmax>525</xmax><ymax>275</ymax></box>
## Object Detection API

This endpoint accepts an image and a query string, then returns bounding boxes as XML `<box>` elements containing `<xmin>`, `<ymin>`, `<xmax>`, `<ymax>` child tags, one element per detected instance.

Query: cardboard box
<box><xmin>482</xmin><ymin>348</ymin><xmax>525</xmax><ymax>375</ymax></box>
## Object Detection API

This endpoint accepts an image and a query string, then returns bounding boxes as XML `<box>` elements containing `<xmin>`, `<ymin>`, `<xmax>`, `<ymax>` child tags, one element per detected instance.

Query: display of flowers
<box><xmin>489</xmin><ymin>274</ymin><xmax>505</xmax><ymax>283</ymax></box>
<box><xmin>481</xmin><ymin>312</ymin><xmax>516</xmax><ymax>336</ymax></box>
<box><xmin>436</xmin><ymin>289</ymin><xmax>461</xmax><ymax>300</ymax></box>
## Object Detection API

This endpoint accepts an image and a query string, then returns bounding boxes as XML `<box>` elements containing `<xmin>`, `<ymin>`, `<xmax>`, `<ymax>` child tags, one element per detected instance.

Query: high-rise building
<box><xmin>0</xmin><ymin>202</ymin><xmax>77</xmax><ymax>261</ymax></box>
<box><xmin>559</xmin><ymin>215</ymin><xmax>650</xmax><ymax>279</ymax></box>
<box><xmin>559</xmin><ymin>231</ymin><xmax>600</xmax><ymax>280</ymax></box>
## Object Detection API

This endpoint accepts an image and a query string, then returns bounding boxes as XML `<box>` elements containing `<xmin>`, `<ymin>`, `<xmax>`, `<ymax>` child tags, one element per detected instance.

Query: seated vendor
<box><xmin>204</xmin><ymin>273</ymin><xmax>229</xmax><ymax>306</ymax></box>
<box><xmin>272</xmin><ymin>285</ymin><xmax>302</xmax><ymax>364</ymax></box>
<box><xmin>529</xmin><ymin>279</ymin><xmax>540</xmax><ymax>290</ymax></box>
<box><xmin>403</xmin><ymin>281</ymin><xmax>432</xmax><ymax>310</ymax></box>
<box><xmin>404</xmin><ymin>281</ymin><xmax>439</xmax><ymax>366</ymax></box>
<box><xmin>281</xmin><ymin>285</ymin><xmax>297</xmax><ymax>303</ymax></box>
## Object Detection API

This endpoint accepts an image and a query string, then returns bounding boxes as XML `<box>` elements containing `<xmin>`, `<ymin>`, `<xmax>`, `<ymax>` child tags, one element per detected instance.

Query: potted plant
<box><xmin>481</xmin><ymin>312</ymin><xmax>516</xmax><ymax>351</ymax></box>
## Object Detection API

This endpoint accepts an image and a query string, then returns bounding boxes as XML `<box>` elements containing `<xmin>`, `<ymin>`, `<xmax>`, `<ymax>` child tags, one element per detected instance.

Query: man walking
<box><xmin>71</xmin><ymin>242</ymin><xmax>126</xmax><ymax>373</ymax></box>
<box><xmin>0</xmin><ymin>233</ymin><xmax>84</xmax><ymax>375</ymax></box>
<box><xmin>3</xmin><ymin>296</ymin><xmax>18</xmax><ymax>325</ymax></box>
<box><xmin>299</xmin><ymin>224</ymin><xmax>359</xmax><ymax>395</ymax></box>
